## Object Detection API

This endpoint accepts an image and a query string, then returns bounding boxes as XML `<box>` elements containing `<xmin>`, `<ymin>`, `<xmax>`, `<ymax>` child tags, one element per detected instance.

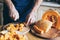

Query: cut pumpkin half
<box><xmin>42</xmin><ymin>9</ymin><xmax>60</xmax><ymax>29</ymax></box>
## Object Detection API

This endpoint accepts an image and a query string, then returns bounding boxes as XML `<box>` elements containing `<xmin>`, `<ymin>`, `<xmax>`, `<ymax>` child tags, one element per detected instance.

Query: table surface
<box><xmin>26</xmin><ymin>32</ymin><xmax>47</xmax><ymax>40</ymax></box>
<box><xmin>26</xmin><ymin>32</ymin><xmax>60</xmax><ymax>40</ymax></box>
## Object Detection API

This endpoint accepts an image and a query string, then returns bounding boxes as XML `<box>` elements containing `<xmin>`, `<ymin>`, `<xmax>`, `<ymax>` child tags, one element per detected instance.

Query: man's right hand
<box><xmin>5</xmin><ymin>0</ymin><xmax>19</xmax><ymax>21</ymax></box>
<box><xmin>9</xmin><ymin>8</ymin><xmax>19</xmax><ymax>21</ymax></box>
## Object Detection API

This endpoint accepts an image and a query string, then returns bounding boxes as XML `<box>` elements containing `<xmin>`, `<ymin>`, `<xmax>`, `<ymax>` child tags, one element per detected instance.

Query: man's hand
<box><xmin>26</xmin><ymin>0</ymin><xmax>43</xmax><ymax>25</ymax></box>
<box><xmin>26</xmin><ymin>12</ymin><xmax>36</xmax><ymax>25</ymax></box>
<box><xmin>9</xmin><ymin>8</ymin><xmax>19</xmax><ymax>21</ymax></box>
<box><xmin>5</xmin><ymin>0</ymin><xmax>19</xmax><ymax>21</ymax></box>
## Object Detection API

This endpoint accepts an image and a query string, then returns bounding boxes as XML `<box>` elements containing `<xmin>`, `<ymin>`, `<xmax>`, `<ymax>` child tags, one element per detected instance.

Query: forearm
<box><xmin>31</xmin><ymin>0</ymin><xmax>43</xmax><ymax>12</ymax></box>
<box><xmin>5</xmin><ymin>0</ymin><xmax>15</xmax><ymax>10</ymax></box>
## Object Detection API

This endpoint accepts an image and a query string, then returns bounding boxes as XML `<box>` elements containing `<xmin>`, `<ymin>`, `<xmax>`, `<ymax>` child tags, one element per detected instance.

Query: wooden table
<box><xmin>26</xmin><ymin>30</ymin><xmax>60</xmax><ymax>40</ymax></box>
<box><xmin>26</xmin><ymin>32</ymin><xmax>47</xmax><ymax>40</ymax></box>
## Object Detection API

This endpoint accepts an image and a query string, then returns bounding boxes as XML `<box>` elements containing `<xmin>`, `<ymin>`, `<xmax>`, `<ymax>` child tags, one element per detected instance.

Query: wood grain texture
<box><xmin>26</xmin><ymin>33</ymin><xmax>46</xmax><ymax>40</ymax></box>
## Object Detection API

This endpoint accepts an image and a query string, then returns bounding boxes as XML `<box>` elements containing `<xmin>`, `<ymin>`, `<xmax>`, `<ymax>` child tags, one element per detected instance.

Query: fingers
<box><xmin>14</xmin><ymin>12</ymin><xmax>19</xmax><ymax>21</ymax></box>
<box><xmin>26</xmin><ymin>16</ymin><xmax>31</xmax><ymax>26</ymax></box>
<box><xmin>9</xmin><ymin>11</ymin><xmax>19</xmax><ymax>21</ymax></box>
<box><xmin>14</xmin><ymin>14</ymin><xmax>19</xmax><ymax>21</ymax></box>
<box><xmin>26</xmin><ymin>15</ymin><xmax>36</xmax><ymax>25</ymax></box>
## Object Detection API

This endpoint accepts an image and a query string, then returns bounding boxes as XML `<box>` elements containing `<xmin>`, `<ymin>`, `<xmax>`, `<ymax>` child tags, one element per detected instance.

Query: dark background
<box><xmin>0</xmin><ymin>0</ymin><xmax>3</xmax><ymax>25</ymax></box>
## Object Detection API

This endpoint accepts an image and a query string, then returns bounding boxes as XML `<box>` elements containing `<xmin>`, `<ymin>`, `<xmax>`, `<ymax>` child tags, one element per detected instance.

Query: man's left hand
<box><xmin>26</xmin><ymin>12</ymin><xmax>36</xmax><ymax>25</ymax></box>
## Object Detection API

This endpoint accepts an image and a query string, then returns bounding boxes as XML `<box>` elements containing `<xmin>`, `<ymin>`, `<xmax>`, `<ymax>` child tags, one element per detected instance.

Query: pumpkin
<box><xmin>56</xmin><ymin>16</ymin><xmax>60</xmax><ymax>30</ymax></box>
<box><xmin>33</xmin><ymin>20</ymin><xmax>52</xmax><ymax>34</ymax></box>
<box><xmin>33</xmin><ymin>25</ymin><xmax>43</xmax><ymax>34</ymax></box>
<box><xmin>42</xmin><ymin>9</ymin><xmax>60</xmax><ymax>28</ymax></box>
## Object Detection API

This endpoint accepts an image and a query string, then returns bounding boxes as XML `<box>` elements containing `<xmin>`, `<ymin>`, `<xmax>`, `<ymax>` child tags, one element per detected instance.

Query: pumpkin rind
<box><xmin>56</xmin><ymin>16</ymin><xmax>60</xmax><ymax>30</ymax></box>
<box><xmin>42</xmin><ymin>9</ymin><xmax>60</xmax><ymax>20</ymax></box>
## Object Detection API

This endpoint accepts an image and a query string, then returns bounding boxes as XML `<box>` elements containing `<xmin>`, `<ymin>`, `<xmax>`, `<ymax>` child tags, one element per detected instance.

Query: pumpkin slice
<box><xmin>33</xmin><ymin>20</ymin><xmax>52</xmax><ymax>34</ymax></box>
<box><xmin>33</xmin><ymin>25</ymin><xmax>44</xmax><ymax>34</ymax></box>
<box><xmin>56</xmin><ymin>16</ymin><xmax>60</xmax><ymax>30</ymax></box>
<box><xmin>42</xmin><ymin>9</ymin><xmax>60</xmax><ymax>28</ymax></box>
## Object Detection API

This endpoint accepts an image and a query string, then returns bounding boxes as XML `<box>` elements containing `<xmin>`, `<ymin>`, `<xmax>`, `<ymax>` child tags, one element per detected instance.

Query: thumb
<box><xmin>14</xmin><ymin>16</ymin><xmax>18</xmax><ymax>21</ymax></box>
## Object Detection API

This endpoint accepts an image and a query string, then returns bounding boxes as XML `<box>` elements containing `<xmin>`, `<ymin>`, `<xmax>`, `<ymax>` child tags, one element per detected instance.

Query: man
<box><xmin>3</xmin><ymin>0</ymin><xmax>43</xmax><ymax>25</ymax></box>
